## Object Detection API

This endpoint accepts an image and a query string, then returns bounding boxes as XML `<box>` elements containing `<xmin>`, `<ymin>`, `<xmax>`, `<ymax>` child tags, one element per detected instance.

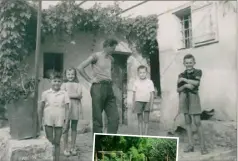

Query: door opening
<box><xmin>111</xmin><ymin>53</ymin><xmax>128</xmax><ymax>125</ymax></box>
<box><xmin>149</xmin><ymin>40</ymin><xmax>161</xmax><ymax>97</ymax></box>
<box><xmin>43</xmin><ymin>52</ymin><xmax>64</xmax><ymax>78</ymax></box>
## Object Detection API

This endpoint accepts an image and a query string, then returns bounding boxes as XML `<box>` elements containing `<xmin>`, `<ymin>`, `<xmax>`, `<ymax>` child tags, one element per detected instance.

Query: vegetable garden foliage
<box><xmin>0</xmin><ymin>0</ymin><xmax>158</xmax><ymax>105</ymax></box>
<box><xmin>95</xmin><ymin>135</ymin><xmax>177</xmax><ymax>161</ymax></box>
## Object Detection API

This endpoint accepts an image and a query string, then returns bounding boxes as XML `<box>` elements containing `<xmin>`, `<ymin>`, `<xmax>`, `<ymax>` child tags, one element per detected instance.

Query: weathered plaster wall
<box><xmin>157</xmin><ymin>2</ymin><xmax>237</xmax><ymax>129</ymax></box>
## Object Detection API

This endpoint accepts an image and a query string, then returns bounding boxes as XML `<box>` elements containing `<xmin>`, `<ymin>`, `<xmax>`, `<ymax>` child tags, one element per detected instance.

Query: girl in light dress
<box><xmin>62</xmin><ymin>67</ymin><xmax>83</xmax><ymax>156</ymax></box>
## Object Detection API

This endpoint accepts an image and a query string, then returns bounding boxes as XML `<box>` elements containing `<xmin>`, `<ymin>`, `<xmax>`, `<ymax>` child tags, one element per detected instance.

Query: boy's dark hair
<box><xmin>183</xmin><ymin>54</ymin><xmax>195</xmax><ymax>61</ymax></box>
<box><xmin>50</xmin><ymin>71</ymin><xmax>62</xmax><ymax>80</ymax></box>
<box><xmin>103</xmin><ymin>38</ymin><xmax>118</xmax><ymax>48</ymax></box>
<box><xmin>63</xmin><ymin>67</ymin><xmax>79</xmax><ymax>83</ymax></box>
<box><xmin>137</xmin><ymin>65</ymin><xmax>147</xmax><ymax>72</ymax></box>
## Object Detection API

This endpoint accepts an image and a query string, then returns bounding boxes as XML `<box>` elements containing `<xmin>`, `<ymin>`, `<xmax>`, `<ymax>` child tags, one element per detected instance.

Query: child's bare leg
<box><xmin>45</xmin><ymin>126</ymin><xmax>55</xmax><ymax>160</ymax></box>
<box><xmin>71</xmin><ymin>120</ymin><xmax>78</xmax><ymax>155</ymax></box>
<box><xmin>137</xmin><ymin>113</ymin><xmax>143</xmax><ymax>135</ymax></box>
<box><xmin>45</xmin><ymin>125</ymin><xmax>54</xmax><ymax>144</ymax></box>
<box><xmin>63</xmin><ymin>121</ymin><xmax>70</xmax><ymax>155</ymax></box>
<box><xmin>54</xmin><ymin>127</ymin><xmax>63</xmax><ymax>161</ymax></box>
<box><xmin>184</xmin><ymin>114</ymin><xmax>194</xmax><ymax>152</ymax></box>
<box><xmin>143</xmin><ymin>111</ymin><xmax>150</xmax><ymax>135</ymax></box>
<box><xmin>63</xmin><ymin>131</ymin><xmax>69</xmax><ymax>150</ymax></box>
<box><xmin>193</xmin><ymin>115</ymin><xmax>208</xmax><ymax>154</ymax></box>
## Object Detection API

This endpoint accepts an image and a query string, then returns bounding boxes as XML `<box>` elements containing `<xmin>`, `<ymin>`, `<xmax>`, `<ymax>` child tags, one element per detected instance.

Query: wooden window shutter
<box><xmin>191</xmin><ymin>2</ymin><xmax>218</xmax><ymax>47</ymax></box>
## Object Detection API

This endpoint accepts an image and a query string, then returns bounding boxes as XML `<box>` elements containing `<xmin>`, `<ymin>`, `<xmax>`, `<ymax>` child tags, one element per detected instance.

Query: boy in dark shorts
<box><xmin>177</xmin><ymin>54</ymin><xmax>208</xmax><ymax>155</ymax></box>
<box><xmin>132</xmin><ymin>65</ymin><xmax>155</xmax><ymax>135</ymax></box>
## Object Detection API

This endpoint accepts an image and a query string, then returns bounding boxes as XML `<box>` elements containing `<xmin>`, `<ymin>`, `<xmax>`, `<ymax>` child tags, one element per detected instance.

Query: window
<box><xmin>174</xmin><ymin>2</ymin><xmax>218</xmax><ymax>49</ymax></box>
<box><xmin>181</xmin><ymin>14</ymin><xmax>192</xmax><ymax>49</ymax></box>
<box><xmin>43</xmin><ymin>53</ymin><xmax>64</xmax><ymax>78</ymax></box>
<box><xmin>175</xmin><ymin>7</ymin><xmax>192</xmax><ymax>49</ymax></box>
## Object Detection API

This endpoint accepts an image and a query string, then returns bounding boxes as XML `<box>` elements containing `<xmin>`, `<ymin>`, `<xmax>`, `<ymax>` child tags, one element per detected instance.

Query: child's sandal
<box><xmin>63</xmin><ymin>150</ymin><xmax>70</xmax><ymax>157</ymax></box>
<box><xmin>183</xmin><ymin>145</ymin><xmax>194</xmax><ymax>153</ymax></box>
<box><xmin>70</xmin><ymin>149</ymin><xmax>77</xmax><ymax>156</ymax></box>
<box><xmin>201</xmin><ymin>147</ymin><xmax>208</xmax><ymax>155</ymax></box>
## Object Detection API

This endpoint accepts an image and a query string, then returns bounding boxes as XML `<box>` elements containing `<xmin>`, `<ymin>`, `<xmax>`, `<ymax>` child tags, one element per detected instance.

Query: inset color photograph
<box><xmin>93</xmin><ymin>133</ymin><xmax>179</xmax><ymax>161</ymax></box>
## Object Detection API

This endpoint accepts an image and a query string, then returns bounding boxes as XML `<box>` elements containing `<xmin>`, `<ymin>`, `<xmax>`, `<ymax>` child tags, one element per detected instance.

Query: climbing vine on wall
<box><xmin>0</xmin><ymin>0</ymin><xmax>158</xmax><ymax>104</ymax></box>
<box><xmin>41</xmin><ymin>1</ymin><xmax>158</xmax><ymax>57</ymax></box>
<box><xmin>0</xmin><ymin>0</ymin><xmax>37</xmax><ymax>104</ymax></box>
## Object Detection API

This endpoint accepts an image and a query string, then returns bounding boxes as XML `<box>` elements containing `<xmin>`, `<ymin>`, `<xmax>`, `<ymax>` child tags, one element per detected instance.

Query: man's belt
<box><xmin>94</xmin><ymin>80</ymin><xmax>112</xmax><ymax>84</ymax></box>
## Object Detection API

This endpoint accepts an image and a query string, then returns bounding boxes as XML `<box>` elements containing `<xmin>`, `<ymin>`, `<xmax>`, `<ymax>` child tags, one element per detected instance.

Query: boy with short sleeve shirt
<box><xmin>177</xmin><ymin>54</ymin><xmax>208</xmax><ymax>155</ymax></box>
<box><xmin>38</xmin><ymin>73</ymin><xmax>70</xmax><ymax>161</ymax></box>
<box><xmin>41</xmin><ymin>89</ymin><xmax>70</xmax><ymax>127</ymax></box>
<box><xmin>132</xmin><ymin>65</ymin><xmax>155</xmax><ymax>135</ymax></box>
<box><xmin>133</xmin><ymin>79</ymin><xmax>154</xmax><ymax>104</ymax></box>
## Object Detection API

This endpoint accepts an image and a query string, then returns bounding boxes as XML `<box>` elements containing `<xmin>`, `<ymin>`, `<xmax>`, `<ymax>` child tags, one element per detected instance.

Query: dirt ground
<box><xmin>59</xmin><ymin>121</ymin><xmax>237</xmax><ymax>161</ymax></box>
<box><xmin>0</xmin><ymin>118</ymin><xmax>236</xmax><ymax>161</ymax></box>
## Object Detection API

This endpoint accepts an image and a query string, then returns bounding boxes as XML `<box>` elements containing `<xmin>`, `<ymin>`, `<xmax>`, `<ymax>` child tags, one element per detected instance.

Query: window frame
<box><xmin>173</xmin><ymin>2</ymin><xmax>219</xmax><ymax>50</ymax></box>
<box><xmin>174</xmin><ymin>7</ymin><xmax>193</xmax><ymax>50</ymax></box>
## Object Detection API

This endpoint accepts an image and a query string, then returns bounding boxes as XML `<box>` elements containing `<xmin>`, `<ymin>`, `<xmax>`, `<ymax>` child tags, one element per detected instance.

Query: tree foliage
<box><xmin>0</xmin><ymin>0</ymin><xmax>37</xmax><ymax>105</ymax></box>
<box><xmin>95</xmin><ymin>135</ymin><xmax>177</xmax><ymax>161</ymax></box>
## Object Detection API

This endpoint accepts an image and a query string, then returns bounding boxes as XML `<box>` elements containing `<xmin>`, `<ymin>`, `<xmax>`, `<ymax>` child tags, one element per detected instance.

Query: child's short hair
<box><xmin>183</xmin><ymin>54</ymin><xmax>195</xmax><ymax>61</ymax></box>
<box><xmin>64</xmin><ymin>67</ymin><xmax>79</xmax><ymax>83</ymax></box>
<box><xmin>137</xmin><ymin>65</ymin><xmax>147</xmax><ymax>72</ymax></box>
<box><xmin>50</xmin><ymin>71</ymin><xmax>62</xmax><ymax>80</ymax></box>
<box><xmin>103</xmin><ymin>38</ymin><xmax>118</xmax><ymax>48</ymax></box>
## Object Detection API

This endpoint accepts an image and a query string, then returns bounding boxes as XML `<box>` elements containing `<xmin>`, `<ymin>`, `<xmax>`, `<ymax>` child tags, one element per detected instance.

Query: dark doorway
<box><xmin>149</xmin><ymin>40</ymin><xmax>161</xmax><ymax>97</ymax></box>
<box><xmin>43</xmin><ymin>53</ymin><xmax>64</xmax><ymax>78</ymax></box>
<box><xmin>111</xmin><ymin>52</ymin><xmax>128</xmax><ymax>125</ymax></box>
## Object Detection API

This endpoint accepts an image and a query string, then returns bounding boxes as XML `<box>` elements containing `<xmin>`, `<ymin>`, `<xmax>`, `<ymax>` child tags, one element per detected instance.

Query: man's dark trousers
<box><xmin>90</xmin><ymin>81</ymin><xmax>119</xmax><ymax>135</ymax></box>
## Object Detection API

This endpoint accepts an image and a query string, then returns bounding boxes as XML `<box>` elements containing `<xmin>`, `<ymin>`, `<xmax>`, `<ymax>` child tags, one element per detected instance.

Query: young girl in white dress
<box><xmin>62</xmin><ymin>67</ymin><xmax>83</xmax><ymax>156</ymax></box>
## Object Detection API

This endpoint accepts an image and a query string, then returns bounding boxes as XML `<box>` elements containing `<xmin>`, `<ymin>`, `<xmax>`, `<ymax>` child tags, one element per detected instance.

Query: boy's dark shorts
<box><xmin>135</xmin><ymin>101</ymin><xmax>150</xmax><ymax>123</ymax></box>
<box><xmin>179</xmin><ymin>92</ymin><xmax>202</xmax><ymax>115</ymax></box>
<box><xmin>135</xmin><ymin>101</ymin><xmax>150</xmax><ymax>113</ymax></box>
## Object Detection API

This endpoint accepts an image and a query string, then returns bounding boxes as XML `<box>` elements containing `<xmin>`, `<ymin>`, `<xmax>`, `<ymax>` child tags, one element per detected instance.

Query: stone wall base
<box><xmin>0</xmin><ymin>128</ymin><xmax>53</xmax><ymax>161</ymax></box>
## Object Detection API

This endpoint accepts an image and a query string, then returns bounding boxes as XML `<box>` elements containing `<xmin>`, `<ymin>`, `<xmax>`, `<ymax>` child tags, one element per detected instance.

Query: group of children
<box><xmin>131</xmin><ymin>54</ymin><xmax>208</xmax><ymax>155</ymax></box>
<box><xmin>38</xmin><ymin>54</ymin><xmax>207</xmax><ymax>161</ymax></box>
<box><xmin>38</xmin><ymin>67</ymin><xmax>82</xmax><ymax>161</ymax></box>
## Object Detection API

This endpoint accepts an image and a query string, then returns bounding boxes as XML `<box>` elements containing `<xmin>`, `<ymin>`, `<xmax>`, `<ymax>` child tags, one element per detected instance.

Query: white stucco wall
<box><xmin>157</xmin><ymin>2</ymin><xmax>237</xmax><ymax>129</ymax></box>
